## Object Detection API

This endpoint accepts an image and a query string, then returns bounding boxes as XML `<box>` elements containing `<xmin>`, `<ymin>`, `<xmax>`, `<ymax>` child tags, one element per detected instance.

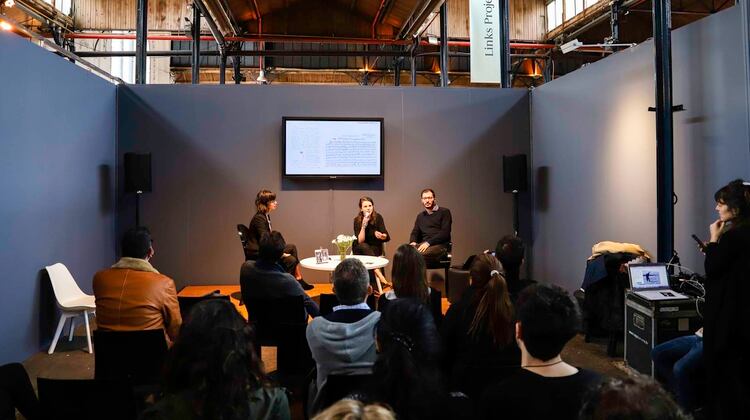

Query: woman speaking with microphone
<box><xmin>353</xmin><ymin>196</ymin><xmax>390</xmax><ymax>287</ymax></box>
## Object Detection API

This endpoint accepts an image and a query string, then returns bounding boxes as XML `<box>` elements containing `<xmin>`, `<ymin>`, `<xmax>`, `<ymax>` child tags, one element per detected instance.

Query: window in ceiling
<box><xmin>546</xmin><ymin>0</ymin><xmax>563</xmax><ymax>32</ymax></box>
<box><xmin>547</xmin><ymin>0</ymin><xmax>601</xmax><ymax>32</ymax></box>
<box><xmin>43</xmin><ymin>0</ymin><xmax>71</xmax><ymax>15</ymax></box>
<box><xmin>110</xmin><ymin>32</ymin><xmax>150</xmax><ymax>84</ymax></box>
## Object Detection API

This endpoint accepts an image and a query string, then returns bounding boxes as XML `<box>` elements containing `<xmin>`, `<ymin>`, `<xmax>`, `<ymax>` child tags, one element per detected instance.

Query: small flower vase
<box><xmin>337</xmin><ymin>243</ymin><xmax>350</xmax><ymax>260</ymax></box>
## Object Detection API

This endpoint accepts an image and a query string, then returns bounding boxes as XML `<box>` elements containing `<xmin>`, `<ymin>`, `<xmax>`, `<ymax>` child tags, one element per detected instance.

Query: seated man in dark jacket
<box><xmin>240</xmin><ymin>231</ymin><xmax>320</xmax><ymax>319</ymax></box>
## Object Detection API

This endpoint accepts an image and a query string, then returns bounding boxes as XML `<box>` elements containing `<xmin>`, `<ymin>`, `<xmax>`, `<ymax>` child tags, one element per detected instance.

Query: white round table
<box><xmin>299</xmin><ymin>255</ymin><xmax>389</xmax><ymax>292</ymax></box>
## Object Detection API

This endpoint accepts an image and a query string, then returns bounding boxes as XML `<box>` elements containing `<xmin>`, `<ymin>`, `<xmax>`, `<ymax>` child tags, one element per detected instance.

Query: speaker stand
<box><xmin>135</xmin><ymin>190</ymin><xmax>142</xmax><ymax>228</ymax></box>
<box><xmin>512</xmin><ymin>190</ymin><xmax>519</xmax><ymax>237</ymax></box>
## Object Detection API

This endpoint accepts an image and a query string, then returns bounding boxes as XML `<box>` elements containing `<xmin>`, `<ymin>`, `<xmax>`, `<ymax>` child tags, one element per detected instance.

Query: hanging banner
<box><xmin>470</xmin><ymin>0</ymin><xmax>501</xmax><ymax>83</ymax></box>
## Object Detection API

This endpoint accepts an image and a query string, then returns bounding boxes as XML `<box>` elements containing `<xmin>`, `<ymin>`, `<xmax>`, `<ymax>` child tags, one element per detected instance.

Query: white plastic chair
<box><xmin>45</xmin><ymin>263</ymin><xmax>96</xmax><ymax>354</ymax></box>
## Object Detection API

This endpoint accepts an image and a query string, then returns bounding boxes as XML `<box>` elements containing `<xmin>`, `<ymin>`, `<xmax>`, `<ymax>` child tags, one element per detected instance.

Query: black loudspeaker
<box><xmin>503</xmin><ymin>154</ymin><xmax>527</xmax><ymax>193</ymax></box>
<box><xmin>124</xmin><ymin>153</ymin><xmax>152</xmax><ymax>193</ymax></box>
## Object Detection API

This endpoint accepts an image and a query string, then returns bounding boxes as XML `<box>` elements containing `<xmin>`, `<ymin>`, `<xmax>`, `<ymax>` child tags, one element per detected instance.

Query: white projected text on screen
<box><xmin>284</xmin><ymin>118</ymin><xmax>383</xmax><ymax>176</ymax></box>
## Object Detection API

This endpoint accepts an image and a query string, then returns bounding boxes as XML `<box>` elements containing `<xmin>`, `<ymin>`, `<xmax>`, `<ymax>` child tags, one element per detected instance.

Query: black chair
<box><xmin>177</xmin><ymin>293</ymin><xmax>230</xmax><ymax>320</ymax></box>
<box><xmin>377</xmin><ymin>288</ymin><xmax>443</xmax><ymax>325</ymax></box>
<box><xmin>312</xmin><ymin>373</ymin><xmax>373</xmax><ymax>415</ymax></box>
<box><xmin>38</xmin><ymin>377</ymin><xmax>136</xmax><ymax>420</ymax></box>
<box><xmin>93</xmin><ymin>329</ymin><xmax>167</xmax><ymax>386</ymax></box>
<box><xmin>237</xmin><ymin>224</ymin><xmax>253</xmax><ymax>261</ymax></box>
<box><xmin>446</xmin><ymin>264</ymin><xmax>470</xmax><ymax>304</ymax></box>
<box><xmin>319</xmin><ymin>293</ymin><xmax>339</xmax><ymax>316</ymax></box>
<box><xmin>426</xmin><ymin>242</ymin><xmax>453</xmax><ymax>296</ymax></box>
<box><xmin>244</xmin><ymin>296</ymin><xmax>312</xmax><ymax>374</ymax></box>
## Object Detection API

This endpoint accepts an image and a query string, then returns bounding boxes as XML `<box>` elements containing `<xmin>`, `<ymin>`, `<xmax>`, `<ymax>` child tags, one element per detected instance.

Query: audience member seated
<box><xmin>441</xmin><ymin>254</ymin><xmax>520</xmax><ymax>398</ymax></box>
<box><xmin>480</xmin><ymin>284</ymin><xmax>603</xmax><ymax>420</ymax></box>
<box><xmin>0</xmin><ymin>363</ymin><xmax>39</xmax><ymax>420</ymax></box>
<box><xmin>377</xmin><ymin>244</ymin><xmax>443</xmax><ymax>325</ymax></box>
<box><xmin>241</xmin><ymin>231</ymin><xmax>320</xmax><ymax>318</ymax></box>
<box><xmin>359</xmin><ymin>299</ymin><xmax>469</xmax><ymax>420</ymax></box>
<box><xmin>93</xmin><ymin>227</ymin><xmax>181</xmax><ymax>345</ymax></box>
<box><xmin>306</xmin><ymin>258</ymin><xmax>380</xmax><ymax>410</ymax></box>
<box><xmin>312</xmin><ymin>399</ymin><xmax>395</xmax><ymax>420</ymax></box>
<box><xmin>651</xmin><ymin>328</ymin><xmax>704</xmax><ymax>413</ymax></box>
<box><xmin>141</xmin><ymin>299</ymin><xmax>290</xmax><ymax>420</ymax></box>
<box><xmin>494</xmin><ymin>235</ymin><xmax>535</xmax><ymax>303</ymax></box>
<box><xmin>579</xmin><ymin>375</ymin><xmax>690</xmax><ymax>420</ymax></box>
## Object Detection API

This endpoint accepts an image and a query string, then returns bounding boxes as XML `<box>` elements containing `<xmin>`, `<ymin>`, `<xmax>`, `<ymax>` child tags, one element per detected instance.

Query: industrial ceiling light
<box><xmin>3</xmin><ymin>0</ymin><xmax>15</xmax><ymax>7</ymax></box>
<box><xmin>0</xmin><ymin>20</ymin><xmax>12</xmax><ymax>30</ymax></box>
<box><xmin>560</xmin><ymin>38</ymin><xmax>636</xmax><ymax>54</ymax></box>
<box><xmin>560</xmin><ymin>39</ymin><xmax>583</xmax><ymax>54</ymax></box>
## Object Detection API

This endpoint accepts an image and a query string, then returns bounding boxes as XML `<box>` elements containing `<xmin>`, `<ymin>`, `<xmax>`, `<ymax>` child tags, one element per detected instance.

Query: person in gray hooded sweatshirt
<box><xmin>306</xmin><ymin>258</ymin><xmax>381</xmax><ymax>410</ymax></box>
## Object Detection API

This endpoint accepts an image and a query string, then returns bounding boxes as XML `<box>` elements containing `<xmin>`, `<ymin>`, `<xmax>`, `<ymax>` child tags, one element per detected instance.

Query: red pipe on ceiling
<box><xmin>371</xmin><ymin>0</ymin><xmax>387</xmax><ymax>39</ymax></box>
<box><xmin>62</xmin><ymin>33</ymin><xmax>555</xmax><ymax>49</ymax></box>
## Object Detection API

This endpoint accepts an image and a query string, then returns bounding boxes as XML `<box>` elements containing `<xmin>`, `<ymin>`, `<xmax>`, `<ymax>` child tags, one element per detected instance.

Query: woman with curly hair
<box><xmin>142</xmin><ymin>299</ymin><xmax>290</xmax><ymax>420</ymax></box>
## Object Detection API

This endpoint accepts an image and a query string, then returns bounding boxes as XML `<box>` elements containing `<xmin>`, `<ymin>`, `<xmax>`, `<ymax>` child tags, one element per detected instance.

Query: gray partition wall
<box><xmin>530</xmin><ymin>6</ymin><xmax>750</xmax><ymax>291</ymax></box>
<box><xmin>0</xmin><ymin>33</ymin><xmax>117</xmax><ymax>363</ymax></box>
<box><xmin>117</xmin><ymin>85</ymin><xmax>530</xmax><ymax>286</ymax></box>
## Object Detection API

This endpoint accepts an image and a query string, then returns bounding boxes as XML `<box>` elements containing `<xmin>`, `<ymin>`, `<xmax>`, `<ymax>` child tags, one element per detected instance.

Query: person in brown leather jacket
<box><xmin>93</xmin><ymin>227</ymin><xmax>182</xmax><ymax>345</ymax></box>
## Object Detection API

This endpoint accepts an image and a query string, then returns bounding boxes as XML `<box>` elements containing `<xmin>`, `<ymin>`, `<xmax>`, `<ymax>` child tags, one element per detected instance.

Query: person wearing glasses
<box><xmin>247</xmin><ymin>189</ymin><xmax>313</xmax><ymax>290</ymax></box>
<box><xmin>409</xmin><ymin>188</ymin><xmax>452</xmax><ymax>265</ymax></box>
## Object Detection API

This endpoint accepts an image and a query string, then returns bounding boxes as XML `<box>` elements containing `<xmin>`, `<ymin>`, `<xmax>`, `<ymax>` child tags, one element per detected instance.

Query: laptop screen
<box><xmin>628</xmin><ymin>264</ymin><xmax>669</xmax><ymax>290</ymax></box>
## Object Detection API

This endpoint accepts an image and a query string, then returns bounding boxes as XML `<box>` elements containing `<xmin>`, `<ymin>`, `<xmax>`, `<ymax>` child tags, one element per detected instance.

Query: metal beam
<box><xmin>194</xmin><ymin>0</ymin><xmax>225</xmax><ymax>49</ymax></box>
<box><xmin>609</xmin><ymin>0</ymin><xmax>623</xmax><ymax>43</ymax></box>
<box><xmin>439</xmin><ymin>2</ymin><xmax>449</xmax><ymax>87</ymax></box>
<box><xmin>192</xmin><ymin>4</ymin><xmax>201</xmax><ymax>84</ymax></box>
<box><xmin>135</xmin><ymin>0</ymin><xmax>148</xmax><ymax>84</ymax></box>
<box><xmin>500</xmin><ymin>0</ymin><xmax>510</xmax><ymax>88</ymax></box>
<box><xmin>76</xmin><ymin>50</ymin><xmax>407</xmax><ymax>58</ymax></box>
<box><xmin>220</xmin><ymin>51</ymin><xmax>227</xmax><ymax>84</ymax></box>
<box><xmin>394</xmin><ymin>59</ymin><xmax>401</xmax><ymax>86</ymax></box>
<box><xmin>397</xmin><ymin>0</ymin><xmax>443</xmax><ymax>39</ymax></box>
<box><xmin>653</xmin><ymin>0</ymin><xmax>675</xmax><ymax>262</ymax></box>
<box><xmin>232</xmin><ymin>52</ymin><xmax>242</xmax><ymax>84</ymax></box>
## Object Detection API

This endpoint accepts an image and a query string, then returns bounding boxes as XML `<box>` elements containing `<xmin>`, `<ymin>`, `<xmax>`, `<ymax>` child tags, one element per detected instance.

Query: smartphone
<box><xmin>691</xmin><ymin>234</ymin><xmax>706</xmax><ymax>252</ymax></box>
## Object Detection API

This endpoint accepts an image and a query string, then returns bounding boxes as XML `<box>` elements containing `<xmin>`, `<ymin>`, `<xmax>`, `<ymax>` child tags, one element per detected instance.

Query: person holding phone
<box><xmin>702</xmin><ymin>179</ymin><xmax>750</xmax><ymax>418</ymax></box>
<box><xmin>353</xmin><ymin>196</ymin><xmax>390</xmax><ymax>287</ymax></box>
<box><xmin>248</xmin><ymin>189</ymin><xmax>313</xmax><ymax>290</ymax></box>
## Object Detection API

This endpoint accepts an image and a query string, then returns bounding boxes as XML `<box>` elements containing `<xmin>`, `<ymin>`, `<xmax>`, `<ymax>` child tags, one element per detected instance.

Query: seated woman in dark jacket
<box><xmin>142</xmin><ymin>299</ymin><xmax>290</xmax><ymax>420</ymax></box>
<box><xmin>247</xmin><ymin>189</ymin><xmax>312</xmax><ymax>290</ymax></box>
<box><xmin>353</xmin><ymin>196</ymin><xmax>390</xmax><ymax>288</ymax></box>
<box><xmin>377</xmin><ymin>244</ymin><xmax>443</xmax><ymax>325</ymax></box>
<box><xmin>441</xmin><ymin>253</ymin><xmax>520</xmax><ymax>398</ymax></box>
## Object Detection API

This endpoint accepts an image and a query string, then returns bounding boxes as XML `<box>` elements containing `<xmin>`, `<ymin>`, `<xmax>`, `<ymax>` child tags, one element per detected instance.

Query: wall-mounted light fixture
<box><xmin>561</xmin><ymin>38</ymin><xmax>636</xmax><ymax>54</ymax></box>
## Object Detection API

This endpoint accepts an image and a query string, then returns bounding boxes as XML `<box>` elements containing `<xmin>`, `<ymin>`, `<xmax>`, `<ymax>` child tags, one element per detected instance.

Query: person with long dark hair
<box><xmin>248</xmin><ymin>189</ymin><xmax>313</xmax><ymax>290</ymax></box>
<box><xmin>377</xmin><ymin>244</ymin><xmax>443</xmax><ymax>325</ymax></box>
<box><xmin>494</xmin><ymin>235</ymin><xmax>535</xmax><ymax>303</ymax></box>
<box><xmin>702</xmin><ymin>179</ymin><xmax>750</xmax><ymax>418</ymax></box>
<box><xmin>441</xmin><ymin>253</ymin><xmax>520</xmax><ymax>398</ymax></box>
<box><xmin>362</xmin><ymin>299</ymin><xmax>465</xmax><ymax>420</ymax></box>
<box><xmin>142</xmin><ymin>299</ymin><xmax>290</xmax><ymax>420</ymax></box>
<box><xmin>353</xmin><ymin>196</ymin><xmax>390</xmax><ymax>287</ymax></box>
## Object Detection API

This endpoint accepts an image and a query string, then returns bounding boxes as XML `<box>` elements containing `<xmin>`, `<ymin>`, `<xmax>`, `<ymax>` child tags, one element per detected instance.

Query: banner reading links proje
<box><xmin>470</xmin><ymin>0</ymin><xmax>501</xmax><ymax>83</ymax></box>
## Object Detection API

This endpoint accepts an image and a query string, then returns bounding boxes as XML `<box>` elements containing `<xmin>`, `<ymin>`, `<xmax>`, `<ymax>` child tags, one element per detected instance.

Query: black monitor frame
<box><xmin>282</xmin><ymin>117</ymin><xmax>384</xmax><ymax>178</ymax></box>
